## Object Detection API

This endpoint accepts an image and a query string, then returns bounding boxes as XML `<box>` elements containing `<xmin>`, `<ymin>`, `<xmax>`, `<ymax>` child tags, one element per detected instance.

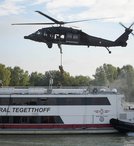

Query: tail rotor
<box><xmin>119</xmin><ymin>22</ymin><xmax>134</xmax><ymax>36</ymax></box>
<box><xmin>129</xmin><ymin>22</ymin><xmax>134</xmax><ymax>29</ymax></box>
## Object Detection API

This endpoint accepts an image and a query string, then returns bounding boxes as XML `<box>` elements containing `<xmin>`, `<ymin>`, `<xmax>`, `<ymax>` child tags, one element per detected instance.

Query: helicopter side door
<box><xmin>43</xmin><ymin>29</ymin><xmax>54</xmax><ymax>48</ymax></box>
<box><xmin>66</xmin><ymin>33</ymin><xmax>79</xmax><ymax>44</ymax></box>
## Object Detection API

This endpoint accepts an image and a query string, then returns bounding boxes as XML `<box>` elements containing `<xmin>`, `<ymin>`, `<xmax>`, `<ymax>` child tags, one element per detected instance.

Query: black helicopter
<box><xmin>12</xmin><ymin>11</ymin><xmax>134</xmax><ymax>54</ymax></box>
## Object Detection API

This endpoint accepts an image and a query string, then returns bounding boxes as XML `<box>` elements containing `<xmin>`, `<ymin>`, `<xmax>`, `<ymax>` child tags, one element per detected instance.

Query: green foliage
<box><xmin>93</xmin><ymin>64</ymin><xmax>118</xmax><ymax>86</ymax></box>
<box><xmin>93</xmin><ymin>66</ymin><xmax>108</xmax><ymax>86</ymax></box>
<box><xmin>74</xmin><ymin>75</ymin><xmax>91</xmax><ymax>86</ymax></box>
<box><xmin>0</xmin><ymin>63</ymin><xmax>92</xmax><ymax>87</ymax></box>
<box><xmin>103</xmin><ymin>64</ymin><xmax>117</xmax><ymax>82</ymax></box>
<box><xmin>29</xmin><ymin>72</ymin><xmax>45</xmax><ymax>86</ymax></box>
<box><xmin>1</xmin><ymin>62</ymin><xmax>134</xmax><ymax>101</ymax></box>
<box><xmin>9</xmin><ymin>66</ymin><xmax>29</xmax><ymax>86</ymax></box>
<box><xmin>117</xmin><ymin>65</ymin><xmax>134</xmax><ymax>101</ymax></box>
<box><xmin>0</xmin><ymin>64</ymin><xmax>11</xmax><ymax>86</ymax></box>
<box><xmin>43</xmin><ymin>71</ymin><xmax>91</xmax><ymax>86</ymax></box>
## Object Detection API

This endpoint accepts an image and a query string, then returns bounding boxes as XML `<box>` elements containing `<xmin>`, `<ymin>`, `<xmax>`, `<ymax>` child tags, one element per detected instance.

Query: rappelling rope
<box><xmin>58</xmin><ymin>44</ymin><xmax>64</xmax><ymax>75</ymax></box>
<box><xmin>61</xmin><ymin>52</ymin><xmax>62</xmax><ymax>66</ymax></box>
<box><xmin>59</xmin><ymin>52</ymin><xmax>64</xmax><ymax>75</ymax></box>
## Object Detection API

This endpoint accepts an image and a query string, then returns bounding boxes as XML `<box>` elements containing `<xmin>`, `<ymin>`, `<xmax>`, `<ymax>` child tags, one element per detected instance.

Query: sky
<box><xmin>0</xmin><ymin>0</ymin><xmax>134</xmax><ymax>78</ymax></box>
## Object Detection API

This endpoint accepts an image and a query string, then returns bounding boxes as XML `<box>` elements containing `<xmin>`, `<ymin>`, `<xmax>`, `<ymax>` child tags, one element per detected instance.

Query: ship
<box><xmin>0</xmin><ymin>85</ymin><xmax>134</xmax><ymax>134</ymax></box>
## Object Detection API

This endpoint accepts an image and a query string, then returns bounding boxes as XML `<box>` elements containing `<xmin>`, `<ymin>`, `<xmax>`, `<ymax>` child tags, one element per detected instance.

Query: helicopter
<box><xmin>12</xmin><ymin>10</ymin><xmax>134</xmax><ymax>54</ymax></box>
<box><xmin>12</xmin><ymin>11</ymin><xmax>134</xmax><ymax>74</ymax></box>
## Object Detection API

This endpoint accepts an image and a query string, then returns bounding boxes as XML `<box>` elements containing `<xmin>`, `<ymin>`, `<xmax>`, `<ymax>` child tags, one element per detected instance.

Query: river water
<box><xmin>0</xmin><ymin>134</ymin><xmax>134</xmax><ymax>146</ymax></box>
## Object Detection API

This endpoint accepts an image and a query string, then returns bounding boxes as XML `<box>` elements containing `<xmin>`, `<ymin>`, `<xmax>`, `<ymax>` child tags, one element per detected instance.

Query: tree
<box><xmin>74</xmin><ymin>75</ymin><xmax>91</xmax><ymax>86</ymax></box>
<box><xmin>43</xmin><ymin>71</ymin><xmax>91</xmax><ymax>86</ymax></box>
<box><xmin>93</xmin><ymin>64</ymin><xmax>118</xmax><ymax>86</ymax></box>
<box><xmin>44</xmin><ymin>71</ymin><xmax>58</xmax><ymax>86</ymax></box>
<box><xmin>9</xmin><ymin>66</ymin><xmax>29</xmax><ymax>86</ymax></box>
<box><xmin>29</xmin><ymin>72</ymin><xmax>45</xmax><ymax>86</ymax></box>
<box><xmin>103</xmin><ymin>64</ymin><xmax>117</xmax><ymax>83</ymax></box>
<box><xmin>93</xmin><ymin>66</ymin><xmax>108</xmax><ymax>86</ymax></box>
<box><xmin>119</xmin><ymin>65</ymin><xmax>134</xmax><ymax>101</ymax></box>
<box><xmin>44</xmin><ymin>70</ymin><xmax>68</xmax><ymax>86</ymax></box>
<box><xmin>0</xmin><ymin>64</ymin><xmax>11</xmax><ymax>86</ymax></box>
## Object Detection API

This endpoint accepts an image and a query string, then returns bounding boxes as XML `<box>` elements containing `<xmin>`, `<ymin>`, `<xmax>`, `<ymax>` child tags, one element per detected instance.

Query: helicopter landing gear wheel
<box><xmin>105</xmin><ymin>47</ymin><xmax>111</xmax><ymax>54</ymax></box>
<box><xmin>47</xmin><ymin>42</ymin><xmax>52</xmax><ymax>48</ymax></box>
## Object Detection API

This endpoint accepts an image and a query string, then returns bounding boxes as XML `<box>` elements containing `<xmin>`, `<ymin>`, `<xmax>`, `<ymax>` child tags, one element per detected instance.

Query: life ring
<box><xmin>92</xmin><ymin>88</ymin><xmax>98</xmax><ymax>94</ymax></box>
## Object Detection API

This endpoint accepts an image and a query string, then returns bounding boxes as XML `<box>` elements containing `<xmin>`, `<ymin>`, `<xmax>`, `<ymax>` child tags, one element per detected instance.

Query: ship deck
<box><xmin>0</xmin><ymin>86</ymin><xmax>119</xmax><ymax>95</ymax></box>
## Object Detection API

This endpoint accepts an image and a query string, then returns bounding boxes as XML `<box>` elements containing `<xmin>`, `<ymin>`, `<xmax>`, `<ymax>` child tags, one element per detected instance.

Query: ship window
<box><xmin>21</xmin><ymin>117</ymin><xmax>28</xmax><ymax>123</ymax></box>
<box><xmin>41</xmin><ymin>116</ymin><xmax>55</xmax><ymax>123</ymax></box>
<box><xmin>0</xmin><ymin>98</ymin><xmax>10</xmax><ymax>105</ymax></box>
<box><xmin>45</xmin><ymin>98</ymin><xmax>57</xmax><ymax>105</ymax></box>
<box><xmin>13</xmin><ymin>116</ymin><xmax>21</xmax><ymax>123</ymax></box>
<box><xmin>0</xmin><ymin>116</ymin><xmax>63</xmax><ymax>124</ymax></box>
<box><xmin>29</xmin><ymin>116</ymin><xmax>37</xmax><ymax>123</ymax></box>
<box><xmin>0</xmin><ymin>97</ymin><xmax>110</xmax><ymax>105</ymax></box>
<box><xmin>0</xmin><ymin>116</ymin><xmax>10</xmax><ymax>123</ymax></box>
<box><xmin>58</xmin><ymin>97</ymin><xmax>110</xmax><ymax>105</ymax></box>
<box><xmin>40</xmin><ymin>98</ymin><xmax>58</xmax><ymax>105</ymax></box>
<box><xmin>12</xmin><ymin>98</ymin><xmax>38</xmax><ymax>105</ymax></box>
<box><xmin>0</xmin><ymin>98</ymin><xmax>12</xmax><ymax>105</ymax></box>
<box><xmin>85</xmin><ymin>97</ymin><xmax>110</xmax><ymax>105</ymax></box>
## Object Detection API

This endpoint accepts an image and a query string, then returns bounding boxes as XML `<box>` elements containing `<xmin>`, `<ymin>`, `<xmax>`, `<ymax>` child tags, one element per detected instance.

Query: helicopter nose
<box><xmin>24</xmin><ymin>36</ymin><xmax>29</xmax><ymax>39</ymax></box>
<box><xmin>24</xmin><ymin>34</ymin><xmax>36</xmax><ymax>41</ymax></box>
<box><xmin>24</xmin><ymin>34</ymin><xmax>33</xmax><ymax>39</ymax></box>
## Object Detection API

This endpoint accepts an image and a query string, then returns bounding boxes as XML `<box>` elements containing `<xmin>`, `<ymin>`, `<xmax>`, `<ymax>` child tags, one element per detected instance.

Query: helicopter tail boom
<box><xmin>114</xmin><ymin>22</ymin><xmax>134</xmax><ymax>47</ymax></box>
<box><xmin>114</xmin><ymin>29</ymin><xmax>132</xmax><ymax>47</ymax></box>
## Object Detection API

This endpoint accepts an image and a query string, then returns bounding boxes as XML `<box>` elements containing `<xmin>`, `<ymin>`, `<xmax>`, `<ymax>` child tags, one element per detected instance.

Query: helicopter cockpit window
<box><xmin>44</xmin><ymin>31</ymin><xmax>47</xmax><ymax>37</ymax></box>
<box><xmin>36</xmin><ymin>30</ymin><xmax>42</xmax><ymax>35</ymax></box>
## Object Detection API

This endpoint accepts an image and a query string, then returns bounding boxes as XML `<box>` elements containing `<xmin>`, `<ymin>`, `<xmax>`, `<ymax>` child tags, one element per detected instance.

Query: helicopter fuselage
<box><xmin>24</xmin><ymin>26</ymin><xmax>123</xmax><ymax>49</ymax></box>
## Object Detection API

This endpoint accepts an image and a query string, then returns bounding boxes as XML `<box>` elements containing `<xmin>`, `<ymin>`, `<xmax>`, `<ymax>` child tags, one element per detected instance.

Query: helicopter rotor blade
<box><xmin>131</xmin><ymin>32</ymin><xmax>134</xmax><ymax>36</ymax></box>
<box><xmin>35</xmin><ymin>11</ymin><xmax>62</xmax><ymax>24</ymax></box>
<box><xmin>64</xmin><ymin>17</ymin><xmax>118</xmax><ymax>24</ymax></box>
<box><xmin>35</xmin><ymin>11</ymin><xmax>117</xmax><ymax>25</ymax></box>
<box><xmin>129</xmin><ymin>22</ymin><xmax>134</xmax><ymax>29</ymax></box>
<box><xmin>119</xmin><ymin>22</ymin><xmax>127</xmax><ymax>29</ymax></box>
<box><xmin>12</xmin><ymin>22</ymin><xmax>56</xmax><ymax>25</ymax></box>
<box><xmin>12</xmin><ymin>11</ymin><xmax>120</xmax><ymax>26</ymax></box>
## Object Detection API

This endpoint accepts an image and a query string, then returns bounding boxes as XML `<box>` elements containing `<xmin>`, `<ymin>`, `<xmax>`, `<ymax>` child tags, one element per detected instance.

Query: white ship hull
<box><xmin>0</xmin><ymin>87</ymin><xmax>133</xmax><ymax>134</ymax></box>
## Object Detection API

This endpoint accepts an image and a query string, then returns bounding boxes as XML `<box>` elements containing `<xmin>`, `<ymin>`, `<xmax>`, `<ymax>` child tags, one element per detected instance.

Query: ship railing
<box><xmin>0</xmin><ymin>86</ymin><xmax>119</xmax><ymax>95</ymax></box>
